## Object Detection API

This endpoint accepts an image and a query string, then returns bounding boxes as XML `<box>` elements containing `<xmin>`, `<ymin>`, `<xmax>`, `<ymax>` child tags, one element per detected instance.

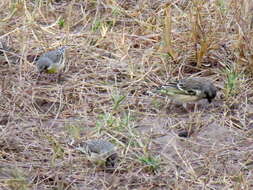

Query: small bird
<box><xmin>156</xmin><ymin>77</ymin><xmax>217</xmax><ymax>104</ymax></box>
<box><xmin>76</xmin><ymin>139</ymin><xmax>118</xmax><ymax>168</ymax></box>
<box><xmin>36</xmin><ymin>46</ymin><xmax>67</xmax><ymax>74</ymax></box>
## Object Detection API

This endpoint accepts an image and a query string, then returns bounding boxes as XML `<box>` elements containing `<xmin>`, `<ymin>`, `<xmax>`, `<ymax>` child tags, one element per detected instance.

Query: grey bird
<box><xmin>76</xmin><ymin>139</ymin><xmax>118</xmax><ymax>168</ymax></box>
<box><xmin>36</xmin><ymin>46</ymin><xmax>67</xmax><ymax>74</ymax></box>
<box><xmin>156</xmin><ymin>77</ymin><xmax>217</xmax><ymax>103</ymax></box>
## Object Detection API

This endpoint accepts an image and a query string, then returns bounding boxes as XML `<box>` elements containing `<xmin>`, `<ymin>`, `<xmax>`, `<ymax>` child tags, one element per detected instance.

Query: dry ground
<box><xmin>0</xmin><ymin>0</ymin><xmax>253</xmax><ymax>189</ymax></box>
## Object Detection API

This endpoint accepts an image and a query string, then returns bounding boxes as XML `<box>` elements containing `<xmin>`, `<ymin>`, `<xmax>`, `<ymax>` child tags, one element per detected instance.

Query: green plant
<box><xmin>92</xmin><ymin>20</ymin><xmax>102</xmax><ymax>32</ymax></box>
<box><xmin>216</xmin><ymin>0</ymin><xmax>226</xmax><ymax>13</ymax></box>
<box><xmin>58</xmin><ymin>18</ymin><xmax>65</xmax><ymax>28</ymax></box>
<box><xmin>65</xmin><ymin>124</ymin><xmax>82</xmax><ymax>139</ymax></box>
<box><xmin>112</xmin><ymin>93</ymin><xmax>126</xmax><ymax>110</ymax></box>
<box><xmin>139</xmin><ymin>155</ymin><xmax>161</xmax><ymax>173</ymax></box>
<box><xmin>46</xmin><ymin>136</ymin><xmax>65</xmax><ymax>165</ymax></box>
<box><xmin>4</xmin><ymin>168</ymin><xmax>29</xmax><ymax>190</ymax></box>
<box><xmin>224</xmin><ymin>68</ymin><xmax>239</xmax><ymax>97</ymax></box>
<box><xmin>111</xmin><ymin>6</ymin><xmax>122</xmax><ymax>16</ymax></box>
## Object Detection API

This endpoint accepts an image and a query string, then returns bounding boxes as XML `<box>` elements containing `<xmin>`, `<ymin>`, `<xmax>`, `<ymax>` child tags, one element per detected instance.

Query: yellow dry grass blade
<box><xmin>196</xmin><ymin>39</ymin><xmax>208</xmax><ymax>67</ymax></box>
<box><xmin>248</xmin><ymin>54</ymin><xmax>253</xmax><ymax>73</ymax></box>
<box><xmin>191</xmin><ymin>2</ymin><xmax>211</xmax><ymax>67</ymax></box>
<box><xmin>163</xmin><ymin>6</ymin><xmax>177</xmax><ymax>60</ymax></box>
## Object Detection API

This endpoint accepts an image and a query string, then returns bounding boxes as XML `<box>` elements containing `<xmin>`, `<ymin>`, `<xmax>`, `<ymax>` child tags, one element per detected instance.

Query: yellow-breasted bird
<box><xmin>36</xmin><ymin>46</ymin><xmax>67</xmax><ymax>74</ymax></box>
<box><xmin>76</xmin><ymin>139</ymin><xmax>118</xmax><ymax>168</ymax></box>
<box><xmin>156</xmin><ymin>77</ymin><xmax>217</xmax><ymax>104</ymax></box>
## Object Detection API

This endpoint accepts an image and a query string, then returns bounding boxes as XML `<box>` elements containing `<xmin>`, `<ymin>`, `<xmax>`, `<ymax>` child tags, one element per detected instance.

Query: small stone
<box><xmin>178</xmin><ymin>131</ymin><xmax>189</xmax><ymax>138</ymax></box>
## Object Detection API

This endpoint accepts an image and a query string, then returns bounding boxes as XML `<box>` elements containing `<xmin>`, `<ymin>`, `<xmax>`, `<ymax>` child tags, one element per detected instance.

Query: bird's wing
<box><xmin>43</xmin><ymin>50</ymin><xmax>61</xmax><ymax>63</ymax></box>
<box><xmin>157</xmin><ymin>82</ymin><xmax>191</xmax><ymax>96</ymax></box>
<box><xmin>177</xmin><ymin>78</ymin><xmax>203</xmax><ymax>96</ymax></box>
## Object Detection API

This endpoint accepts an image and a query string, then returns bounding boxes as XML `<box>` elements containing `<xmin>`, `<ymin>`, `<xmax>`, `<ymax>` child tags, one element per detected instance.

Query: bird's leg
<box><xmin>36</xmin><ymin>73</ymin><xmax>41</xmax><ymax>84</ymax></box>
<box><xmin>183</xmin><ymin>103</ymin><xmax>196</xmax><ymax>112</ymax></box>
<box><xmin>182</xmin><ymin>103</ymin><xmax>188</xmax><ymax>111</ymax></box>
<box><xmin>37</xmin><ymin>73</ymin><xmax>41</xmax><ymax>80</ymax></box>
<box><xmin>182</xmin><ymin>103</ymin><xmax>191</xmax><ymax>112</ymax></box>
<box><xmin>194</xmin><ymin>103</ymin><xmax>198</xmax><ymax>112</ymax></box>
<box><xmin>165</xmin><ymin>98</ymin><xmax>173</xmax><ymax>114</ymax></box>
<box><xmin>165</xmin><ymin>103</ymin><xmax>172</xmax><ymax>114</ymax></box>
<box><xmin>57</xmin><ymin>72</ymin><xmax>62</xmax><ymax>83</ymax></box>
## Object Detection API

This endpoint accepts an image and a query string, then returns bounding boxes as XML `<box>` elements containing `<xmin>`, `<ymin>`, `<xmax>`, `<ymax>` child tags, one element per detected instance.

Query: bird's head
<box><xmin>36</xmin><ymin>58</ymin><xmax>51</xmax><ymax>73</ymax></box>
<box><xmin>204</xmin><ymin>85</ymin><xmax>217</xmax><ymax>103</ymax></box>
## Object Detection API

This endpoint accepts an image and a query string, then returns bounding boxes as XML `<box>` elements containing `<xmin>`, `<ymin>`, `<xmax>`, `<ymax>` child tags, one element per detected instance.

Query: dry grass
<box><xmin>0</xmin><ymin>0</ymin><xmax>253</xmax><ymax>189</ymax></box>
